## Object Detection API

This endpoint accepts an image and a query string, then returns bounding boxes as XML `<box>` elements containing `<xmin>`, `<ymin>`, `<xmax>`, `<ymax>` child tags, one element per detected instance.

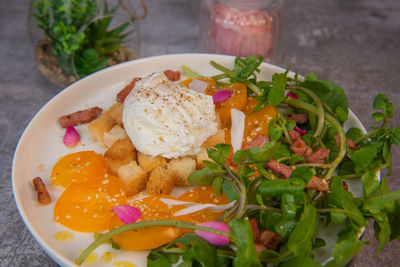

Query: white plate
<box><xmin>12</xmin><ymin>53</ymin><xmax>368</xmax><ymax>267</ymax></box>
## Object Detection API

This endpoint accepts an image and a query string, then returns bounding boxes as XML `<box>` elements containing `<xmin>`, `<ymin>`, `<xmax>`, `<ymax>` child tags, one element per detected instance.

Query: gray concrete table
<box><xmin>1</xmin><ymin>0</ymin><xmax>399</xmax><ymax>266</ymax></box>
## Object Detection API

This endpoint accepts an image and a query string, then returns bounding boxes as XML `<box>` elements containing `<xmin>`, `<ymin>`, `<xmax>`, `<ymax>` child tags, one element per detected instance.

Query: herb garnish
<box><xmin>77</xmin><ymin>56</ymin><xmax>400</xmax><ymax>266</ymax></box>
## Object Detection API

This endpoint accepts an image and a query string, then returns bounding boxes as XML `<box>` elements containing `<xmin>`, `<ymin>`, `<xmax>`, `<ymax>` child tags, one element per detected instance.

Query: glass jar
<box><xmin>28</xmin><ymin>0</ymin><xmax>147</xmax><ymax>88</ymax></box>
<box><xmin>200</xmin><ymin>0</ymin><xmax>285</xmax><ymax>62</ymax></box>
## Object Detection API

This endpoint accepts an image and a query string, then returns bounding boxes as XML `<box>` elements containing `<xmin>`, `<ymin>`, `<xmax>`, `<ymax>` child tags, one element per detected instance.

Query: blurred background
<box><xmin>1</xmin><ymin>0</ymin><xmax>399</xmax><ymax>266</ymax></box>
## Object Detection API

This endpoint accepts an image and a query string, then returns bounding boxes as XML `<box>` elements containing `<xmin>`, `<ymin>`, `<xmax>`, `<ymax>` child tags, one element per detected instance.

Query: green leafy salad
<box><xmin>78</xmin><ymin>56</ymin><xmax>400</xmax><ymax>267</ymax></box>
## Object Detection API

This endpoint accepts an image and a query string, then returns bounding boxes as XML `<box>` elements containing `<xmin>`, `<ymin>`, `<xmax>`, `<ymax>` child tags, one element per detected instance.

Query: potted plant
<box><xmin>29</xmin><ymin>0</ymin><xmax>147</xmax><ymax>87</ymax></box>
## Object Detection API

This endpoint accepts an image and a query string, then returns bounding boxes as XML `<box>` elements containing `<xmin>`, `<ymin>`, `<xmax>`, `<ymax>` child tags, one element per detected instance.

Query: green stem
<box><xmin>287</xmin><ymin>86</ymin><xmax>325</xmax><ymax>138</ymax></box>
<box><xmin>76</xmin><ymin>220</ymin><xmax>229</xmax><ymax>265</ymax></box>
<box><xmin>277</xmin><ymin>110</ymin><xmax>293</xmax><ymax>145</ymax></box>
<box><xmin>210</xmin><ymin>60</ymin><xmax>236</xmax><ymax>78</ymax></box>
<box><xmin>211</xmin><ymin>73</ymin><xmax>229</xmax><ymax>81</ymax></box>
<box><xmin>354</xmin><ymin>128</ymin><xmax>380</xmax><ymax>145</ymax></box>
<box><xmin>245</xmin><ymin>80</ymin><xmax>263</xmax><ymax>96</ymax></box>
<box><xmin>181</xmin><ymin>65</ymin><xmax>203</xmax><ymax>78</ymax></box>
<box><xmin>246</xmin><ymin>204</ymin><xmax>282</xmax><ymax>213</ymax></box>
<box><xmin>339</xmin><ymin>173</ymin><xmax>361</xmax><ymax>179</ymax></box>
<box><xmin>283</xmin><ymin>98</ymin><xmax>346</xmax><ymax>180</ymax></box>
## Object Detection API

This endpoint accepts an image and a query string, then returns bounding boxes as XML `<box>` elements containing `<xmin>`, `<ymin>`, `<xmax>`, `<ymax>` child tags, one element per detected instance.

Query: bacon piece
<box><xmin>306</xmin><ymin>176</ymin><xmax>329</xmax><ymax>192</ymax></box>
<box><xmin>164</xmin><ymin>69</ymin><xmax>180</xmax><ymax>81</ymax></box>
<box><xmin>32</xmin><ymin>177</ymin><xmax>51</xmax><ymax>204</ymax></box>
<box><xmin>116</xmin><ymin>77</ymin><xmax>141</xmax><ymax>103</ymax></box>
<box><xmin>285</xmin><ymin>113</ymin><xmax>308</xmax><ymax>124</ymax></box>
<box><xmin>266</xmin><ymin>159</ymin><xmax>293</xmax><ymax>179</ymax></box>
<box><xmin>305</xmin><ymin>148</ymin><xmax>330</xmax><ymax>164</ymax></box>
<box><xmin>289</xmin><ymin>130</ymin><xmax>312</xmax><ymax>157</ymax></box>
<box><xmin>334</xmin><ymin>134</ymin><xmax>357</xmax><ymax>150</ymax></box>
<box><xmin>58</xmin><ymin>107</ymin><xmax>103</xmax><ymax>128</ymax></box>
<box><xmin>244</xmin><ymin>134</ymin><xmax>270</xmax><ymax>150</ymax></box>
<box><xmin>249</xmin><ymin>218</ymin><xmax>260</xmax><ymax>243</ymax></box>
<box><xmin>259</xmin><ymin>230</ymin><xmax>282</xmax><ymax>250</ymax></box>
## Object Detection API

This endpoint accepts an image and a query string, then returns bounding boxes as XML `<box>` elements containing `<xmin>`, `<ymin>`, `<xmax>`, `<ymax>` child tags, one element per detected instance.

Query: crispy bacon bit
<box><xmin>266</xmin><ymin>159</ymin><xmax>293</xmax><ymax>179</ymax></box>
<box><xmin>289</xmin><ymin>130</ymin><xmax>312</xmax><ymax>157</ymax></box>
<box><xmin>116</xmin><ymin>77</ymin><xmax>141</xmax><ymax>103</ymax></box>
<box><xmin>58</xmin><ymin>107</ymin><xmax>103</xmax><ymax>128</ymax></box>
<box><xmin>285</xmin><ymin>113</ymin><xmax>308</xmax><ymax>124</ymax></box>
<box><xmin>32</xmin><ymin>177</ymin><xmax>51</xmax><ymax>204</ymax></box>
<box><xmin>250</xmin><ymin>218</ymin><xmax>282</xmax><ymax>253</ymax></box>
<box><xmin>305</xmin><ymin>148</ymin><xmax>330</xmax><ymax>164</ymax></box>
<box><xmin>334</xmin><ymin>134</ymin><xmax>357</xmax><ymax>150</ymax></box>
<box><xmin>259</xmin><ymin>230</ymin><xmax>282</xmax><ymax>250</ymax></box>
<box><xmin>249</xmin><ymin>218</ymin><xmax>261</xmax><ymax>243</ymax></box>
<box><xmin>163</xmin><ymin>69</ymin><xmax>180</xmax><ymax>81</ymax></box>
<box><xmin>306</xmin><ymin>176</ymin><xmax>330</xmax><ymax>192</ymax></box>
<box><xmin>244</xmin><ymin>134</ymin><xmax>270</xmax><ymax>150</ymax></box>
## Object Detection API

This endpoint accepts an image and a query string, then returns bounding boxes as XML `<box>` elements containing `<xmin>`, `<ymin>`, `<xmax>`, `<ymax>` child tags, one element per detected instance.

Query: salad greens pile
<box><xmin>77</xmin><ymin>56</ymin><xmax>400</xmax><ymax>267</ymax></box>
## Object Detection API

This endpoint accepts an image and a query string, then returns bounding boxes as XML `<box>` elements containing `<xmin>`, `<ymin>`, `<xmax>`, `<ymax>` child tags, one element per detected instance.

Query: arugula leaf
<box><xmin>328</xmin><ymin>177</ymin><xmax>367</xmax><ymax>228</ymax></box>
<box><xmin>287</xmin><ymin>204</ymin><xmax>318</xmax><ymax>255</ymax></box>
<box><xmin>373</xmin><ymin>93</ymin><xmax>394</xmax><ymax>120</ymax></box>
<box><xmin>147</xmin><ymin>250</ymin><xmax>172</xmax><ymax>267</ymax></box>
<box><xmin>352</xmin><ymin>145</ymin><xmax>378</xmax><ymax>169</ymax></box>
<box><xmin>187</xmin><ymin>168</ymin><xmax>214</xmax><ymax>186</ymax></box>
<box><xmin>361</xmin><ymin>171</ymin><xmax>380</xmax><ymax>197</ymax></box>
<box><xmin>233</xmin><ymin>55</ymin><xmax>263</xmax><ymax>82</ymax></box>
<box><xmin>280</xmin><ymin>255</ymin><xmax>322</xmax><ymax>267</ymax></box>
<box><xmin>222</xmin><ymin>180</ymin><xmax>239</xmax><ymax>201</ymax></box>
<box><xmin>171</xmin><ymin>233</ymin><xmax>218</xmax><ymax>266</ymax></box>
<box><xmin>289</xmin><ymin>166</ymin><xmax>313</xmax><ymax>184</ymax></box>
<box><xmin>268</xmin><ymin>71</ymin><xmax>288</xmax><ymax>106</ymax></box>
<box><xmin>373</xmin><ymin>212</ymin><xmax>391</xmax><ymax>253</ymax></box>
<box><xmin>363</xmin><ymin>190</ymin><xmax>400</xmax><ymax>214</ymax></box>
<box><xmin>329</xmin><ymin>230</ymin><xmax>363</xmax><ymax>266</ymax></box>
<box><xmin>207</xmin><ymin>144</ymin><xmax>231</xmax><ymax>166</ymax></box>
<box><xmin>228</xmin><ymin>219</ymin><xmax>262</xmax><ymax>267</ymax></box>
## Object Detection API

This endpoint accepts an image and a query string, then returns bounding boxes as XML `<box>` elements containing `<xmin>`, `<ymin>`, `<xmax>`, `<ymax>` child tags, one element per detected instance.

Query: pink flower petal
<box><xmin>286</xmin><ymin>92</ymin><xmax>298</xmax><ymax>99</ymax></box>
<box><xmin>195</xmin><ymin>221</ymin><xmax>230</xmax><ymax>246</ymax></box>
<box><xmin>63</xmin><ymin>126</ymin><xmax>80</xmax><ymax>148</ymax></box>
<box><xmin>213</xmin><ymin>90</ymin><xmax>232</xmax><ymax>104</ymax></box>
<box><xmin>112</xmin><ymin>205</ymin><xmax>141</xmax><ymax>224</ymax></box>
<box><xmin>294</xmin><ymin>126</ymin><xmax>307</xmax><ymax>136</ymax></box>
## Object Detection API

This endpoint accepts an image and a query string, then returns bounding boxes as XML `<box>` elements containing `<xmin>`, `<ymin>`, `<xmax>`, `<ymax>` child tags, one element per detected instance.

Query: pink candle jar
<box><xmin>201</xmin><ymin>0</ymin><xmax>285</xmax><ymax>62</ymax></box>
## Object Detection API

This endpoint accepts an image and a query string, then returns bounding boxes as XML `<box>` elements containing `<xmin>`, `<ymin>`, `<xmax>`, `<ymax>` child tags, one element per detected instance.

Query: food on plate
<box><xmin>35</xmin><ymin>55</ymin><xmax>399</xmax><ymax>267</ymax></box>
<box><xmin>122</xmin><ymin>72</ymin><xmax>218</xmax><ymax>158</ymax></box>
<box><xmin>58</xmin><ymin>106</ymin><xmax>103</xmax><ymax>128</ymax></box>
<box><xmin>32</xmin><ymin>177</ymin><xmax>51</xmax><ymax>204</ymax></box>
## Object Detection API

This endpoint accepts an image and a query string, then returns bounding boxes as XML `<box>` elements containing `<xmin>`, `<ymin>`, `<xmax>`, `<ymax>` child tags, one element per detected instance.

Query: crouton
<box><xmin>146</xmin><ymin>166</ymin><xmax>175</xmax><ymax>195</ymax></box>
<box><xmin>87</xmin><ymin>103</ymin><xmax>123</xmax><ymax>147</ymax></box>
<box><xmin>202</xmin><ymin>128</ymin><xmax>226</xmax><ymax>148</ymax></box>
<box><xmin>137</xmin><ymin>152</ymin><xmax>167</xmax><ymax>173</ymax></box>
<box><xmin>103</xmin><ymin>125</ymin><xmax>128</xmax><ymax>148</ymax></box>
<box><xmin>117</xmin><ymin>161</ymin><xmax>148</xmax><ymax>196</ymax></box>
<box><xmin>104</xmin><ymin>138</ymin><xmax>136</xmax><ymax>176</ymax></box>
<box><xmin>168</xmin><ymin>157</ymin><xmax>196</xmax><ymax>186</ymax></box>
<box><xmin>196</xmin><ymin>147</ymin><xmax>210</xmax><ymax>169</ymax></box>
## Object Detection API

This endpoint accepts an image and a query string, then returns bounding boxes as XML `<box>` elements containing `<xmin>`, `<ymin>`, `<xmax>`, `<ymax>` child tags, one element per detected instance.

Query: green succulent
<box><xmin>31</xmin><ymin>0</ymin><xmax>133</xmax><ymax>79</ymax></box>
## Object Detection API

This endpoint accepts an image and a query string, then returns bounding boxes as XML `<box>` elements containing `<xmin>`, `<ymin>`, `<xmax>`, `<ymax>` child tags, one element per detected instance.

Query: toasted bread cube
<box><xmin>202</xmin><ymin>128</ymin><xmax>226</xmax><ymax>148</ymax></box>
<box><xmin>103</xmin><ymin>125</ymin><xmax>128</xmax><ymax>148</ymax></box>
<box><xmin>146</xmin><ymin>166</ymin><xmax>175</xmax><ymax>195</ymax></box>
<box><xmin>196</xmin><ymin>147</ymin><xmax>210</xmax><ymax>169</ymax></box>
<box><xmin>168</xmin><ymin>157</ymin><xmax>196</xmax><ymax>186</ymax></box>
<box><xmin>117</xmin><ymin>161</ymin><xmax>148</xmax><ymax>196</ymax></box>
<box><xmin>106</xmin><ymin>102</ymin><xmax>123</xmax><ymax>125</ymax></box>
<box><xmin>87</xmin><ymin>103</ymin><xmax>123</xmax><ymax>147</ymax></box>
<box><xmin>104</xmin><ymin>138</ymin><xmax>136</xmax><ymax>176</ymax></box>
<box><xmin>137</xmin><ymin>152</ymin><xmax>167</xmax><ymax>173</ymax></box>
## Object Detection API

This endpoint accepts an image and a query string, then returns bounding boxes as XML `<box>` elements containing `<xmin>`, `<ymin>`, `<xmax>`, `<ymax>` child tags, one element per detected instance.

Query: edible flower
<box><xmin>112</xmin><ymin>205</ymin><xmax>141</xmax><ymax>224</ymax></box>
<box><xmin>195</xmin><ymin>221</ymin><xmax>230</xmax><ymax>246</ymax></box>
<box><xmin>63</xmin><ymin>126</ymin><xmax>80</xmax><ymax>148</ymax></box>
<box><xmin>286</xmin><ymin>92</ymin><xmax>298</xmax><ymax>99</ymax></box>
<box><xmin>294</xmin><ymin>125</ymin><xmax>307</xmax><ymax>136</ymax></box>
<box><xmin>213</xmin><ymin>90</ymin><xmax>232</xmax><ymax>104</ymax></box>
